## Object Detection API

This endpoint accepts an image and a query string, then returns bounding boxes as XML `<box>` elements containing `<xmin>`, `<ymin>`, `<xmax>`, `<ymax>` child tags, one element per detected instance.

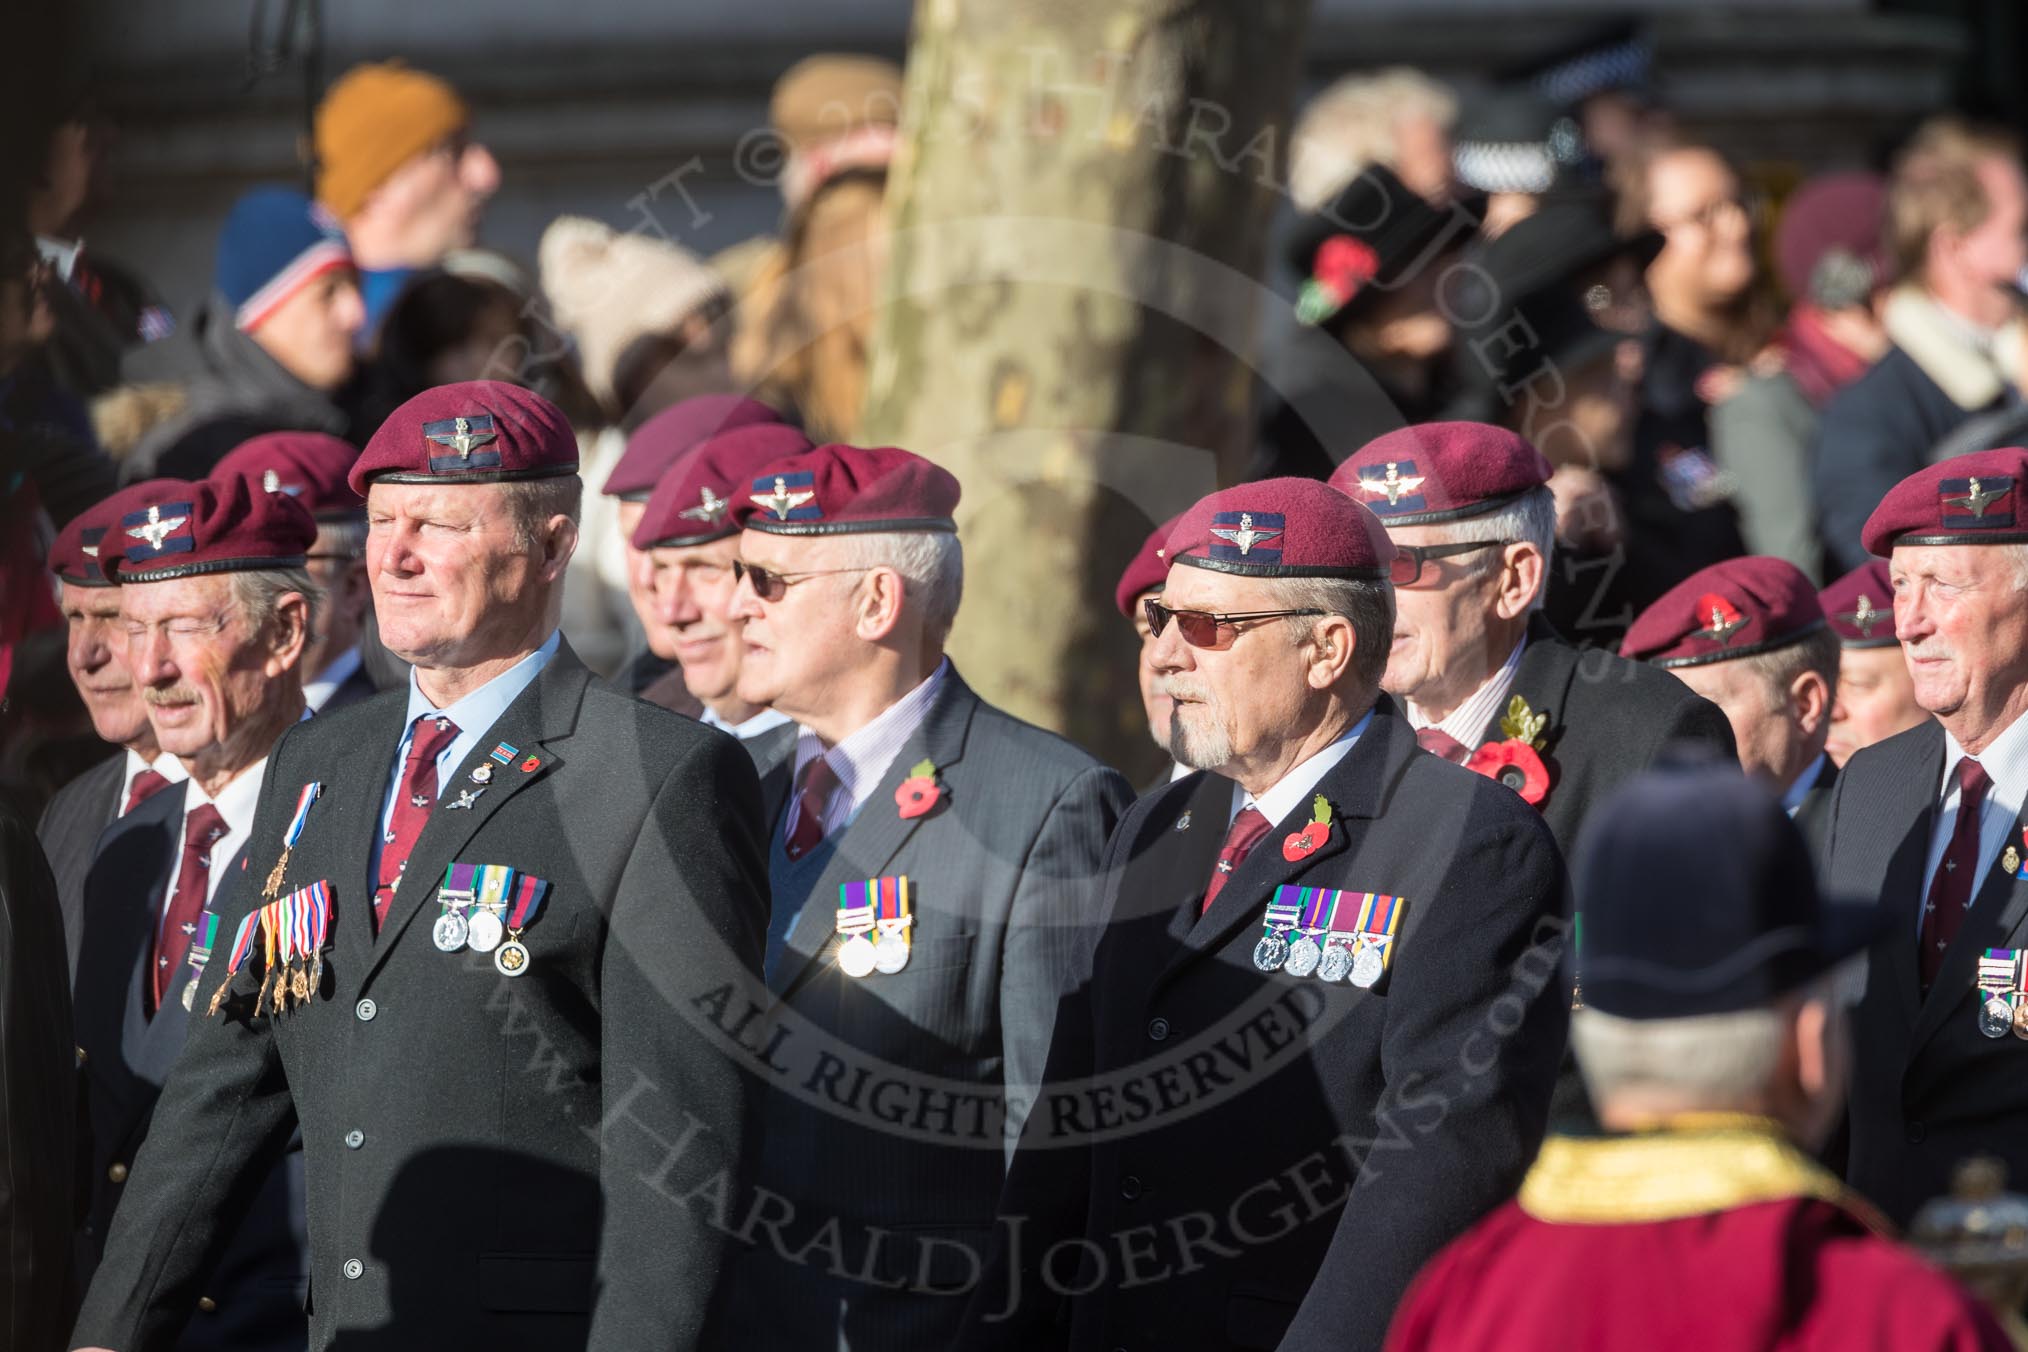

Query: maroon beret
<box><xmin>1774</xmin><ymin>171</ymin><xmax>1890</xmax><ymax>305</ymax></box>
<box><xmin>211</xmin><ymin>431</ymin><xmax>364</xmax><ymax>521</ymax></box>
<box><xmin>349</xmin><ymin>380</ymin><xmax>578</xmax><ymax>494</ymax></box>
<box><xmin>1860</xmin><ymin>447</ymin><xmax>2028</xmax><ymax>556</ymax></box>
<box><xmin>1165</xmin><ymin>478</ymin><xmax>1393</xmax><ymax>581</ymax></box>
<box><xmin>1819</xmin><ymin>559</ymin><xmax>1897</xmax><ymax>649</ymax></box>
<box><xmin>48</xmin><ymin>489</ymin><xmax>152</xmax><ymax>587</ymax></box>
<box><xmin>103</xmin><ymin>476</ymin><xmax>318</xmax><ymax>584</ymax></box>
<box><xmin>1328</xmin><ymin>422</ymin><xmax>1552</xmax><ymax>527</ymax></box>
<box><xmin>1115</xmin><ymin>513</ymin><xmax>1184</xmax><ymax>619</ymax></box>
<box><xmin>1621</xmin><ymin>556</ymin><xmax>1827</xmax><ymax>669</ymax></box>
<box><xmin>734</xmin><ymin>443</ymin><xmax>960</xmax><ymax>536</ymax></box>
<box><xmin>603</xmin><ymin>394</ymin><xmax>786</xmax><ymax>502</ymax></box>
<box><xmin>633</xmin><ymin>424</ymin><xmax>816</xmax><ymax>550</ymax></box>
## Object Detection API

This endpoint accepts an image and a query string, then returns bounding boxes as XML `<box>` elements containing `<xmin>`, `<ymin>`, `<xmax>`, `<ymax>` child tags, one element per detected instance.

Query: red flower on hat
<box><xmin>1295</xmin><ymin>236</ymin><xmax>1382</xmax><ymax>325</ymax></box>
<box><xmin>1467</xmin><ymin>740</ymin><xmax>1551</xmax><ymax>806</ymax></box>
<box><xmin>1693</xmin><ymin>592</ymin><xmax>1748</xmax><ymax>645</ymax></box>
<box><xmin>896</xmin><ymin>759</ymin><xmax>941</xmax><ymax>820</ymax></box>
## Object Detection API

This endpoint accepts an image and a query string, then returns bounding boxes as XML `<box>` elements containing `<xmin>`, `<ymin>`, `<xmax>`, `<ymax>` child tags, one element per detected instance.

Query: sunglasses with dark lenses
<box><xmin>1143</xmin><ymin>598</ymin><xmax>1327</xmax><ymax>651</ymax></box>
<box><xmin>1390</xmin><ymin>539</ymin><xmax>1511</xmax><ymax>586</ymax></box>
<box><xmin>731</xmin><ymin>559</ymin><xmax>869</xmax><ymax>602</ymax></box>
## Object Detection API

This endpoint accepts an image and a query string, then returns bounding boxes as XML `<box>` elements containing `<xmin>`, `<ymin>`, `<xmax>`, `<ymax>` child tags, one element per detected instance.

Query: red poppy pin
<box><xmin>1464</xmin><ymin>696</ymin><xmax>1553</xmax><ymax>807</ymax></box>
<box><xmin>520</xmin><ymin>755</ymin><xmax>542</xmax><ymax>774</ymax></box>
<box><xmin>895</xmin><ymin>758</ymin><xmax>941</xmax><ymax>820</ymax></box>
<box><xmin>1282</xmin><ymin>794</ymin><xmax>1333</xmax><ymax>861</ymax></box>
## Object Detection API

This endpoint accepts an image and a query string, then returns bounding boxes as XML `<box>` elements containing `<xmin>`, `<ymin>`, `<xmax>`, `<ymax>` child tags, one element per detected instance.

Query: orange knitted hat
<box><xmin>314</xmin><ymin>61</ymin><xmax>469</xmax><ymax>220</ymax></box>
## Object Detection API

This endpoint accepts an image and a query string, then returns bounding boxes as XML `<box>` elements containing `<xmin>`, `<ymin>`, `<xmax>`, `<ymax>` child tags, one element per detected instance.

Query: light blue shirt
<box><xmin>369</xmin><ymin>631</ymin><xmax>560</xmax><ymax>892</ymax></box>
<box><xmin>1780</xmin><ymin>752</ymin><xmax>1827</xmax><ymax>818</ymax></box>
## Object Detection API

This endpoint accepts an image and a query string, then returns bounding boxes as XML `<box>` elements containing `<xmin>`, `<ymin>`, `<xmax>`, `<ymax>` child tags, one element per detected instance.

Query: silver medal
<box><xmin>433</xmin><ymin>911</ymin><xmax>469</xmax><ymax>952</ymax></box>
<box><xmin>1253</xmin><ymin>932</ymin><xmax>1290</xmax><ymax>972</ymax></box>
<box><xmin>1284</xmin><ymin>936</ymin><xmax>1322</xmax><ymax>978</ymax></box>
<box><xmin>873</xmin><ymin>933</ymin><xmax>910</xmax><ymax>974</ymax></box>
<box><xmin>465</xmin><ymin>910</ymin><xmax>505</xmax><ymax>953</ymax></box>
<box><xmin>494</xmin><ymin>940</ymin><xmax>531</xmax><ymax>977</ymax></box>
<box><xmin>1350</xmin><ymin>945</ymin><xmax>1386</xmax><ymax>988</ymax></box>
<box><xmin>1317</xmin><ymin>944</ymin><xmax>1353</xmax><ymax>983</ymax></box>
<box><xmin>182</xmin><ymin>977</ymin><xmax>199</xmax><ymax>1012</ymax></box>
<box><xmin>838</xmin><ymin>934</ymin><xmax>878</xmax><ymax>978</ymax></box>
<box><xmin>1981</xmin><ymin>995</ymin><xmax>2014</xmax><ymax>1039</ymax></box>
<box><xmin>470</xmin><ymin>764</ymin><xmax>493</xmax><ymax>784</ymax></box>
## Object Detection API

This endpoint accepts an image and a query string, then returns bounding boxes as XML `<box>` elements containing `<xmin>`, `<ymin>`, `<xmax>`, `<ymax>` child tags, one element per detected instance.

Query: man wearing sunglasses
<box><xmin>1329</xmin><ymin>421</ymin><xmax>1735</xmax><ymax>859</ymax></box>
<box><xmin>718</xmin><ymin>441</ymin><xmax>1131</xmax><ymax>1350</ymax></box>
<box><xmin>629</xmin><ymin>420</ymin><xmax>811</xmax><ymax>741</ymax></box>
<box><xmin>969</xmin><ymin>478</ymin><xmax>1569</xmax><ymax>1352</ymax></box>
<box><xmin>1114</xmin><ymin>511</ymin><xmax>1188</xmax><ymax>791</ymax></box>
<box><xmin>212</xmin><ymin>431</ymin><xmax>383</xmax><ymax>712</ymax></box>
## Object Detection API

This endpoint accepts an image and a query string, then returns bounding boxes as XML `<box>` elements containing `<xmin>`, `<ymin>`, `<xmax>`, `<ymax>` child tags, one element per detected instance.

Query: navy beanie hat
<box><xmin>215</xmin><ymin>187</ymin><xmax>353</xmax><ymax>331</ymax></box>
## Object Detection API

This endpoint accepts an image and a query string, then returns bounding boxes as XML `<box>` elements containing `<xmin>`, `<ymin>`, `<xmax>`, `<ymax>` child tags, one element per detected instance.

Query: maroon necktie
<box><xmin>1415</xmin><ymin>726</ymin><xmax>1471</xmax><ymax>765</ymax></box>
<box><xmin>1203</xmin><ymin>807</ymin><xmax>1272</xmax><ymax>914</ymax></box>
<box><xmin>1921</xmin><ymin>758</ymin><xmax>1991</xmax><ymax>990</ymax></box>
<box><xmin>375</xmin><ymin>714</ymin><xmax>461</xmax><ymax>930</ymax></box>
<box><xmin>123</xmin><ymin>768</ymin><xmax>172</xmax><ymax>816</ymax></box>
<box><xmin>153</xmin><ymin>803</ymin><xmax>226</xmax><ymax>1015</ymax></box>
<box><xmin>784</xmin><ymin>757</ymin><xmax>840</xmax><ymax>862</ymax></box>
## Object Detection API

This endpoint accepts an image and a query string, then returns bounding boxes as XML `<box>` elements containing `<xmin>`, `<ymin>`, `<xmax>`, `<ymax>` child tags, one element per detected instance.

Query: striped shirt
<box><xmin>1405</xmin><ymin>637</ymin><xmax>1528</xmax><ymax>749</ymax></box>
<box><xmin>784</xmin><ymin>658</ymin><xmax>951</xmax><ymax>842</ymax></box>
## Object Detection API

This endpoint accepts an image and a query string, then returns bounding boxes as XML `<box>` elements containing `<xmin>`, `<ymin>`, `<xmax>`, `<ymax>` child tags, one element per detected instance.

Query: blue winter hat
<box><xmin>214</xmin><ymin>187</ymin><xmax>354</xmax><ymax>332</ymax></box>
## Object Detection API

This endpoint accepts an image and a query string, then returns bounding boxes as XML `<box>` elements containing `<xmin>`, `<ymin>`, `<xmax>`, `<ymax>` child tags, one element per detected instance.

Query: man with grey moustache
<box><xmin>966</xmin><ymin>478</ymin><xmax>1568</xmax><ymax>1352</ymax></box>
<box><xmin>73</xmin><ymin>474</ymin><xmax>318</xmax><ymax>1351</ymax></box>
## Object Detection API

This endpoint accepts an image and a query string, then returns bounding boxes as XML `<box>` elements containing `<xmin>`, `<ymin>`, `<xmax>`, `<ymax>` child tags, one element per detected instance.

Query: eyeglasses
<box><xmin>1143</xmin><ymin>598</ymin><xmax>1326</xmax><ymax>650</ymax></box>
<box><xmin>1390</xmin><ymin>539</ymin><xmax>1510</xmax><ymax>586</ymax></box>
<box><xmin>732</xmin><ymin>559</ymin><xmax>870</xmax><ymax>602</ymax></box>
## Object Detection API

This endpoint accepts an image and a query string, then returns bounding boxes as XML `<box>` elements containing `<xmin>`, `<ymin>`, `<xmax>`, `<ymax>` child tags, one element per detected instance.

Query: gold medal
<box><xmin>263</xmin><ymin>847</ymin><xmax>291</xmax><ymax>901</ymax></box>
<box><xmin>2013</xmin><ymin>998</ymin><xmax>2028</xmax><ymax>1042</ymax></box>
<box><xmin>2006</xmin><ymin>845</ymin><xmax>2022</xmax><ymax>877</ymax></box>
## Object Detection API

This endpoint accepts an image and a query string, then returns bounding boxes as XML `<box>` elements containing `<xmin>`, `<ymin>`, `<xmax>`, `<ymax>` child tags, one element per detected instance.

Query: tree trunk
<box><xmin>860</xmin><ymin>0</ymin><xmax>1311</xmax><ymax>776</ymax></box>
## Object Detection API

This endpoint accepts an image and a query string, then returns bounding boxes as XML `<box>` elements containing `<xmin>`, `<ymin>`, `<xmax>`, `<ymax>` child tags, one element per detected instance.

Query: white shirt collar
<box><xmin>702</xmin><ymin>705</ymin><xmax>794</xmax><ymax>740</ymax></box>
<box><xmin>790</xmin><ymin>658</ymin><xmax>951</xmax><ymax>823</ymax></box>
<box><xmin>1781</xmin><ymin>752</ymin><xmax>1826</xmax><ymax>816</ymax></box>
<box><xmin>1406</xmin><ymin>634</ymin><xmax>1529</xmax><ymax>744</ymax></box>
<box><xmin>303</xmin><ymin>645</ymin><xmax>364</xmax><ymax>713</ymax></box>
<box><xmin>124</xmin><ymin>745</ymin><xmax>188</xmax><ymax>799</ymax></box>
<box><xmin>1229</xmin><ymin>708</ymin><xmax>1375</xmax><ymax>828</ymax></box>
<box><xmin>403</xmin><ymin>631</ymin><xmax>560</xmax><ymax>732</ymax></box>
<box><xmin>1940</xmin><ymin>711</ymin><xmax>2028</xmax><ymax>807</ymax></box>
<box><xmin>181</xmin><ymin>754</ymin><xmax>268</xmax><ymax>833</ymax></box>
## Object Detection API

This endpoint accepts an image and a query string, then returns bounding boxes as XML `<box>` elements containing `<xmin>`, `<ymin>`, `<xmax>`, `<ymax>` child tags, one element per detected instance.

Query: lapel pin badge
<box><xmin>1282</xmin><ymin>794</ymin><xmax>1332</xmax><ymax>861</ymax></box>
<box><xmin>895</xmin><ymin>758</ymin><xmax>940</xmax><ymax>820</ymax></box>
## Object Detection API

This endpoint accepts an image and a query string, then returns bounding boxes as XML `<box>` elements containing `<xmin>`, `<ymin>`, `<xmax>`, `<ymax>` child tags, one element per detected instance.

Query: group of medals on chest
<box><xmin>1252</xmin><ymin>884</ymin><xmax>1403</xmax><ymax>988</ymax></box>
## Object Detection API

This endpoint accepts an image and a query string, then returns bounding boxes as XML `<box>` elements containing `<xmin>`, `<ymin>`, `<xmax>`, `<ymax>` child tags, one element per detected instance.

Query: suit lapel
<box><xmin>359</xmin><ymin>651</ymin><xmax>590</xmax><ymax>987</ymax></box>
<box><xmin>1914</xmin><ymin>809</ymin><xmax>2028</xmax><ymax>1052</ymax></box>
<box><xmin>1156</xmin><ymin>773</ymin><xmax>1241</xmax><ymax>947</ymax></box>
<box><xmin>1472</xmin><ymin>619</ymin><xmax>1575</xmax><ymax>753</ymax></box>
<box><xmin>772</xmin><ymin>674</ymin><xmax>977</xmax><ymax>1001</ymax></box>
<box><xmin>1160</xmin><ymin>702</ymin><xmax>1413</xmax><ymax>987</ymax></box>
<box><xmin>747</xmin><ymin>723</ymin><xmax>798</xmax><ymax>836</ymax></box>
<box><xmin>75</xmin><ymin>784</ymin><xmax>185</xmax><ymax>1042</ymax></box>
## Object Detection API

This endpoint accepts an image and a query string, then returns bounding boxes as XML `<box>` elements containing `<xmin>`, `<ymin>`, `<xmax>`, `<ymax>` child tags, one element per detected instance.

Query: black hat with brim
<box><xmin>1574</xmin><ymin>758</ymin><xmax>1890</xmax><ymax>1020</ymax></box>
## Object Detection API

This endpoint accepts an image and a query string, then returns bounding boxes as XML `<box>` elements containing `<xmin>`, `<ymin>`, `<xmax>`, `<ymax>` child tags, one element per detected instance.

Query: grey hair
<box><xmin>1741</xmin><ymin>627</ymin><xmax>1842</xmax><ymax>713</ymax></box>
<box><xmin>230</xmin><ymin>566</ymin><xmax>323</xmax><ymax>646</ymax></box>
<box><xmin>315</xmin><ymin>517</ymin><xmax>368</xmax><ymax>561</ymax></box>
<box><xmin>499</xmin><ymin>475</ymin><xmax>585</xmax><ymax>549</ymax></box>
<box><xmin>1266</xmin><ymin>576</ymin><xmax>1397</xmax><ymax>690</ymax></box>
<box><xmin>1573</xmin><ymin>1005</ymin><xmax>1787</xmax><ymax>1109</ymax></box>
<box><xmin>831</xmin><ymin>530</ymin><xmax>966</xmax><ymax>649</ymax></box>
<box><xmin>1414</xmin><ymin>485</ymin><xmax>1558</xmax><ymax>612</ymax></box>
